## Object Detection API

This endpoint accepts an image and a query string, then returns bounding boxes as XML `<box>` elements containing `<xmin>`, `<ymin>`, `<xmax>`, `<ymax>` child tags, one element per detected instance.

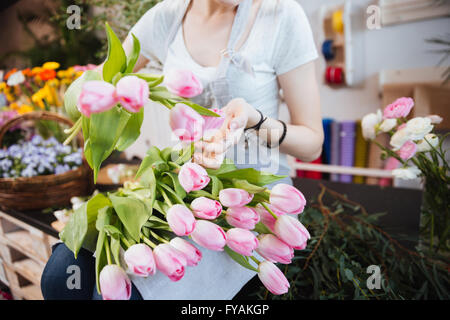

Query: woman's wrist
<box><xmin>245</xmin><ymin>106</ymin><xmax>263</xmax><ymax>129</ymax></box>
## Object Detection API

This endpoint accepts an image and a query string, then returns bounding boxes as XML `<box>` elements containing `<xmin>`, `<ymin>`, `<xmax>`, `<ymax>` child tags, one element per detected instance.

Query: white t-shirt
<box><xmin>128</xmin><ymin>0</ymin><xmax>317</xmax><ymax>299</ymax></box>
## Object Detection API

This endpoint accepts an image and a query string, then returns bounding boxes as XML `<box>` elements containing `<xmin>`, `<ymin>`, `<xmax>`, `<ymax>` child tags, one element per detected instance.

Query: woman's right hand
<box><xmin>193</xmin><ymin>98</ymin><xmax>250</xmax><ymax>169</ymax></box>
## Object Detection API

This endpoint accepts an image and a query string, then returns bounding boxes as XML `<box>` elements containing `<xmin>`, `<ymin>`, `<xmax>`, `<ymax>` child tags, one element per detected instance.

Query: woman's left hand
<box><xmin>193</xmin><ymin>98</ymin><xmax>254</xmax><ymax>169</ymax></box>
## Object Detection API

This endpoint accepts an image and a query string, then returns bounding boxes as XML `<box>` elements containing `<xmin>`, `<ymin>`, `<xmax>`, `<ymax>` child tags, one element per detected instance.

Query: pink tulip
<box><xmin>190</xmin><ymin>197</ymin><xmax>222</xmax><ymax>220</ymax></box>
<box><xmin>167</xmin><ymin>204</ymin><xmax>196</xmax><ymax>236</ymax></box>
<box><xmin>256</xmin><ymin>234</ymin><xmax>294</xmax><ymax>264</ymax></box>
<box><xmin>225</xmin><ymin>207</ymin><xmax>260</xmax><ymax>230</ymax></box>
<box><xmin>170</xmin><ymin>103</ymin><xmax>205</xmax><ymax>142</ymax></box>
<box><xmin>258</xmin><ymin>261</ymin><xmax>290</xmax><ymax>295</ymax></box>
<box><xmin>153</xmin><ymin>244</ymin><xmax>187</xmax><ymax>281</ymax></box>
<box><xmin>219</xmin><ymin>188</ymin><xmax>254</xmax><ymax>208</ymax></box>
<box><xmin>383</xmin><ymin>97</ymin><xmax>414</xmax><ymax>119</ymax></box>
<box><xmin>226</xmin><ymin>228</ymin><xmax>259</xmax><ymax>256</ymax></box>
<box><xmin>169</xmin><ymin>237</ymin><xmax>202</xmax><ymax>266</ymax></box>
<box><xmin>99</xmin><ymin>265</ymin><xmax>131</xmax><ymax>300</ymax></box>
<box><xmin>269</xmin><ymin>184</ymin><xmax>306</xmax><ymax>215</ymax></box>
<box><xmin>165</xmin><ymin>69</ymin><xmax>203</xmax><ymax>98</ymax></box>
<box><xmin>274</xmin><ymin>215</ymin><xmax>310</xmax><ymax>250</ymax></box>
<box><xmin>254</xmin><ymin>203</ymin><xmax>286</xmax><ymax>232</ymax></box>
<box><xmin>397</xmin><ymin>140</ymin><xmax>417</xmax><ymax>160</ymax></box>
<box><xmin>191</xmin><ymin>220</ymin><xmax>227</xmax><ymax>251</ymax></box>
<box><xmin>77</xmin><ymin>80</ymin><xmax>117</xmax><ymax>117</ymax></box>
<box><xmin>202</xmin><ymin>108</ymin><xmax>225</xmax><ymax>139</ymax></box>
<box><xmin>115</xmin><ymin>75</ymin><xmax>149</xmax><ymax>113</ymax></box>
<box><xmin>123</xmin><ymin>244</ymin><xmax>156</xmax><ymax>277</ymax></box>
<box><xmin>178</xmin><ymin>162</ymin><xmax>210</xmax><ymax>193</ymax></box>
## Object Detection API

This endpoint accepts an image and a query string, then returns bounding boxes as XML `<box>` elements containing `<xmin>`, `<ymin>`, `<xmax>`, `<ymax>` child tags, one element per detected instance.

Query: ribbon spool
<box><xmin>321</xmin><ymin>40</ymin><xmax>335</xmax><ymax>61</ymax></box>
<box><xmin>332</xmin><ymin>9</ymin><xmax>344</xmax><ymax>34</ymax></box>
<box><xmin>325</xmin><ymin>66</ymin><xmax>344</xmax><ymax>85</ymax></box>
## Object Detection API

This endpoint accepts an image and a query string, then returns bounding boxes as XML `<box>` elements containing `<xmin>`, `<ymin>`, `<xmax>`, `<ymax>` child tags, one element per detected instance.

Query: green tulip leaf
<box><xmin>125</xmin><ymin>33</ymin><xmax>141</xmax><ymax>74</ymax></box>
<box><xmin>115</xmin><ymin>109</ymin><xmax>144</xmax><ymax>151</ymax></box>
<box><xmin>217</xmin><ymin>168</ymin><xmax>286</xmax><ymax>187</ymax></box>
<box><xmin>109</xmin><ymin>193</ymin><xmax>150</xmax><ymax>242</ymax></box>
<box><xmin>103</xmin><ymin>23</ymin><xmax>127</xmax><ymax>83</ymax></box>
<box><xmin>224</xmin><ymin>246</ymin><xmax>258</xmax><ymax>272</ymax></box>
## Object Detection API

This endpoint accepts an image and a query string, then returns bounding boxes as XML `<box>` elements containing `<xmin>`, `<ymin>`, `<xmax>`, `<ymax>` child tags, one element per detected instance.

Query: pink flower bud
<box><xmin>274</xmin><ymin>215</ymin><xmax>310</xmax><ymax>250</ymax></box>
<box><xmin>170</xmin><ymin>103</ymin><xmax>205</xmax><ymax>142</ymax></box>
<box><xmin>178</xmin><ymin>162</ymin><xmax>210</xmax><ymax>193</ymax></box>
<box><xmin>124</xmin><ymin>244</ymin><xmax>156</xmax><ymax>277</ymax></box>
<box><xmin>169</xmin><ymin>237</ymin><xmax>202</xmax><ymax>266</ymax></box>
<box><xmin>397</xmin><ymin>140</ymin><xmax>417</xmax><ymax>160</ymax></box>
<box><xmin>383</xmin><ymin>97</ymin><xmax>414</xmax><ymax>119</ymax></box>
<box><xmin>165</xmin><ymin>69</ymin><xmax>203</xmax><ymax>98</ymax></box>
<box><xmin>190</xmin><ymin>197</ymin><xmax>222</xmax><ymax>220</ymax></box>
<box><xmin>115</xmin><ymin>75</ymin><xmax>149</xmax><ymax>113</ymax></box>
<box><xmin>258</xmin><ymin>261</ymin><xmax>290</xmax><ymax>295</ymax></box>
<box><xmin>256</xmin><ymin>234</ymin><xmax>294</xmax><ymax>264</ymax></box>
<box><xmin>226</xmin><ymin>228</ymin><xmax>259</xmax><ymax>256</ymax></box>
<box><xmin>191</xmin><ymin>220</ymin><xmax>227</xmax><ymax>251</ymax></box>
<box><xmin>225</xmin><ymin>207</ymin><xmax>260</xmax><ymax>230</ymax></box>
<box><xmin>99</xmin><ymin>265</ymin><xmax>131</xmax><ymax>300</ymax></box>
<box><xmin>167</xmin><ymin>204</ymin><xmax>196</xmax><ymax>236</ymax></box>
<box><xmin>254</xmin><ymin>203</ymin><xmax>285</xmax><ymax>232</ymax></box>
<box><xmin>219</xmin><ymin>188</ymin><xmax>253</xmax><ymax>208</ymax></box>
<box><xmin>269</xmin><ymin>184</ymin><xmax>306</xmax><ymax>215</ymax></box>
<box><xmin>153</xmin><ymin>244</ymin><xmax>187</xmax><ymax>282</ymax></box>
<box><xmin>77</xmin><ymin>80</ymin><xmax>117</xmax><ymax>117</ymax></box>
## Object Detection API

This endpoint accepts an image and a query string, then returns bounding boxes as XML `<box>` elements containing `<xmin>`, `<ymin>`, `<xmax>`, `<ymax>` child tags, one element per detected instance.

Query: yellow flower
<box><xmin>31</xmin><ymin>67</ymin><xmax>43</xmax><ymax>75</ymax></box>
<box><xmin>6</xmin><ymin>93</ymin><xmax>15</xmax><ymax>102</ymax></box>
<box><xmin>17</xmin><ymin>104</ymin><xmax>34</xmax><ymax>114</ymax></box>
<box><xmin>9</xmin><ymin>102</ymin><xmax>19</xmax><ymax>111</ymax></box>
<box><xmin>42</xmin><ymin>62</ymin><xmax>60</xmax><ymax>70</ymax></box>
<box><xmin>0</xmin><ymin>82</ymin><xmax>7</xmax><ymax>91</ymax></box>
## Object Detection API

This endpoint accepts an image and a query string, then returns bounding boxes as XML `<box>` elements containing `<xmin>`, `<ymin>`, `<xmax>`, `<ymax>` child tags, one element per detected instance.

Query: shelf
<box><xmin>12</xmin><ymin>259</ymin><xmax>43</xmax><ymax>287</ymax></box>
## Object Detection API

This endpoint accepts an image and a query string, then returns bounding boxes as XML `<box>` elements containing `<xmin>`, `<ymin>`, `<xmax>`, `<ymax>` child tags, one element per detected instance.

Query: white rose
<box><xmin>379</xmin><ymin>119</ymin><xmax>397</xmax><ymax>132</ymax></box>
<box><xmin>7</xmin><ymin>71</ymin><xmax>25</xmax><ymax>86</ymax></box>
<box><xmin>404</xmin><ymin>117</ymin><xmax>433</xmax><ymax>141</ymax></box>
<box><xmin>392</xmin><ymin>166</ymin><xmax>421</xmax><ymax>180</ymax></box>
<box><xmin>390</xmin><ymin>127</ymin><xmax>410</xmax><ymax>150</ymax></box>
<box><xmin>361</xmin><ymin>110</ymin><xmax>382</xmax><ymax>140</ymax></box>
<box><xmin>416</xmin><ymin>134</ymin><xmax>439</xmax><ymax>152</ymax></box>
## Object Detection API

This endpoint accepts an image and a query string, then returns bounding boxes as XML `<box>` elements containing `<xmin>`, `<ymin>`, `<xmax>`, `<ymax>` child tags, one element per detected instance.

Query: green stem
<box><xmin>63</xmin><ymin>116</ymin><xmax>82</xmax><ymax>134</ymax></box>
<box><xmin>158</xmin><ymin>185</ymin><xmax>173</xmax><ymax>207</ymax></box>
<box><xmin>63</xmin><ymin>118</ymin><xmax>82</xmax><ymax>145</ymax></box>
<box><xmin>261</xmin><ymin>202</ymin><xmax>278</xmax><ymax>220</ymax></box>
<box><xmin>150</xmin><ymin>230</ymin><xmax>169</xmax><ymax>244</ymax></box>
<box><xmin>250</xmin><ymin>255</ymin><xmax>261</xmax><ymax>267</ymax></box>
<box><xmin>168</xmin><ymin>161</ymin><xmax>181</xmax><ymax>169</ymax></box>
<box><xmin>141</xmin><ymin>235</ymin><xmax>157</xmax><ymax>249</ymax></box>
<box><xmin>121</xmin><ymin>237</ymin><xmax>131</xmax><ymax>249</ymax></box>
<box><xmin>104</xmin><ymin>237</ymin><xmax>113</xmax><ymax>265</ymax></box>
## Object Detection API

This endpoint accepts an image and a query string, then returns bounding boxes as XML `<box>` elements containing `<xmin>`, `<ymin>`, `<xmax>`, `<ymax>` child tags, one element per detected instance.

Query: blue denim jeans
<box><xmin>41</xmin><ymin>242</ymin><xmax>142</xmax><ymax>300</ymax></box>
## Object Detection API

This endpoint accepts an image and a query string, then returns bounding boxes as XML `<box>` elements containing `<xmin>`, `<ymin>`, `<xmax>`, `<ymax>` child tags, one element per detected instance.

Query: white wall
<box><xmin>297</xmin><ymin>0</ymin><xmax>450</xmax><ymax>121</ymax></box>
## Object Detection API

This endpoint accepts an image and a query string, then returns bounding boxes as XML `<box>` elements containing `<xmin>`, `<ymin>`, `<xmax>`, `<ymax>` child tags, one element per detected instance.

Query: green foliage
<box><xmin>254</xmin><ymin>186</ymin><xmax>450</xmax><ymax>300</ymax></box>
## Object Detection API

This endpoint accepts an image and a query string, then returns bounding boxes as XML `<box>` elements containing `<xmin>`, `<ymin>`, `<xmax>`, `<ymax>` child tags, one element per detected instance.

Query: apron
<box><xmin>164</xmin><ymin>0</ymin><xmax>255</xmax><ymax>108</ymax></box>
<box><xmin>129</xmin><ymin>0</ymin><xmax>264</xmax><ymax>300</ymax></box>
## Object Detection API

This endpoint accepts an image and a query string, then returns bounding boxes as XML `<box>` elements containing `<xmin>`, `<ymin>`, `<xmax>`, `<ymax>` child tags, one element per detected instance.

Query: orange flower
<box><xmin>4</xmin><ymin>68</ymin><xmax>18</xmax><ymax>80</ymax></box>
<box><xmin>22</xmin><ymin>68</ymin><xmax>32</xmax><ymax>77</ymax></box>
<box><xmin>38</xmin><ymin>69</ymin><xmax>56</xmax><ymax>81</ymax></box>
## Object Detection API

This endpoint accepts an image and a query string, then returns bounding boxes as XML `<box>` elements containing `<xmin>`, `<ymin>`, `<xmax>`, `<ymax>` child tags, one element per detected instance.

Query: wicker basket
<box><xmin>0</xmin><ymin>111</ymin><xmax>94</xmax><ymax>211</ymax></box>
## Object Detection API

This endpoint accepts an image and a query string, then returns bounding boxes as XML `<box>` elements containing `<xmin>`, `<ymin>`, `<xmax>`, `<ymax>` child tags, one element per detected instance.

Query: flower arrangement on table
<box><xmin>0</xmin><ymin>135</ymin><xmax>82</xmax><ymax>179</ymax></box>
<box><xmin>0</xmin><ymin>62</ymin><xmax>96</xmax><ymax>144</ymax></box>
<box><xmin>59</xmin><ymin>24</ymin><xmax>311</xmax><ymax>299</ymax></box>
<box><xmin>361</xmin><ymin>97</ymin><xmax>449</xmax><ymax>252</ymax></box>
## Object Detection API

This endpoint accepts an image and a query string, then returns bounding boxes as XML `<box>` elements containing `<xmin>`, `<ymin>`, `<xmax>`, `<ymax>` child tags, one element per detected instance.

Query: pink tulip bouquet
<box><xmin>361</xmin><ymin>97</ymin><xmax>449</xmax><ymax>252</ymax></box>
<box><xmin>59</xmin><ymin>24</ymin><xmax>312</xmax><ymax>299</ymax></box>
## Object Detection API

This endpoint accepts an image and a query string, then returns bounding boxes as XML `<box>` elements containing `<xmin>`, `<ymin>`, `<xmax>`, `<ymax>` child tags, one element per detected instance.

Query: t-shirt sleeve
<box><xmin>128</xmin><ymin>2</ymin><xmax>171</xmax><ymax>64</ymax></box>
<box><xmin>272</xmin><ymin>0</ymin><xmax>318</xmax><ymax>75</ymax></box>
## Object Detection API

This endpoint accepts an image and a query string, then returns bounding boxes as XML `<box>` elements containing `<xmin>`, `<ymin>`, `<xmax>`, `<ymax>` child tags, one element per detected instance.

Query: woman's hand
<box><xmin>193</xmin><ymin>98</ymin><xmax>252</xmax><ymax>169</ymax></box>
